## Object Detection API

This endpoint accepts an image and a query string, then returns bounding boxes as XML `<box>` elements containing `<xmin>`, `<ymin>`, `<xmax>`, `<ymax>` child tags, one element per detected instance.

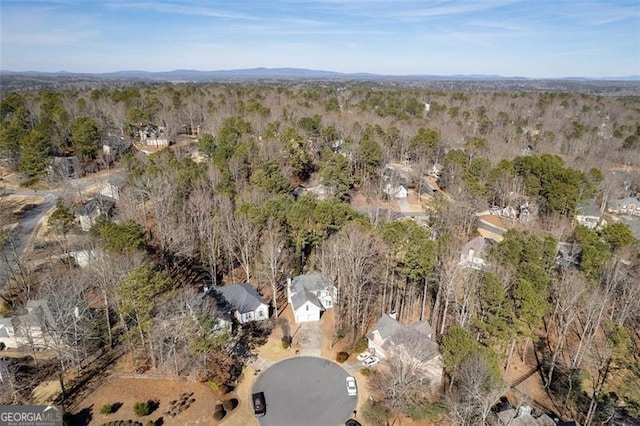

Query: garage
<box><xmin>293</xmin><ymin>300</ymin><xmax>321</xmax><ymax>323</ymax></box>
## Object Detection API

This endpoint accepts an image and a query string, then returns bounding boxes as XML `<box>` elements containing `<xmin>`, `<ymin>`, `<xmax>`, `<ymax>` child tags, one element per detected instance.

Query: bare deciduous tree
<box><xmin>0</xmin><ymin>359</ymin><xmax>21</xmax><ymax>405</ymax></box>
<box><xmin>546</xmin><ymin>270</ymin><xmax>587</xmax><ymax>388</ymax></box>
<box><xmin>368</xmin><ymin>333</ymin><xmax>441</xmax><ymax>413</ymax></box>
<box><xmin>318</xmin><ymin>223</ymin><xmax>386</xmax><ymax>344</ymax></box>
<box><xmin>220</xmin><ymin>201</ymin><xmax>261</xmax><ymax>282</ymax></box>
<box><xmin>257</xmin><ymin>221</ymin><xmax>289</xmax><ymax>318</ymax></box>
<box><xmin>447</xmin><ymin>353</ymin><xmax>507</xmax><ymax>425</ymax></box>
<box><xmin>32</xmin><ymin>267</ymin><xmax>102</xmax><ymax>400</ymax></box>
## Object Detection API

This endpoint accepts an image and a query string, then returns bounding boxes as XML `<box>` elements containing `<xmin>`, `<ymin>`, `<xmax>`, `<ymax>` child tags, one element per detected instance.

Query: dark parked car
<box><xmin>252</xmin><ymin>391</ymin><xmax>266</xmax><ymax>417</ymax></box>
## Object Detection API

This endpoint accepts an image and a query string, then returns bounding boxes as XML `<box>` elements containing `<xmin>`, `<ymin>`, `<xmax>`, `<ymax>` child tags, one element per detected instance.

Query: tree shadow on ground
<box><xmin>64</xmin><ymin>405</ymin><xmax>93</xmax><ymax>426</ymax></box>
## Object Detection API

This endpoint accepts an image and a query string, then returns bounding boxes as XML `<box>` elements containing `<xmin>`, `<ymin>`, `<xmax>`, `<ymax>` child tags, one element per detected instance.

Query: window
<box><xmin>306</xmin><ymin>305</ymin><xmax>309</xmax><ymax>311</ymax></box>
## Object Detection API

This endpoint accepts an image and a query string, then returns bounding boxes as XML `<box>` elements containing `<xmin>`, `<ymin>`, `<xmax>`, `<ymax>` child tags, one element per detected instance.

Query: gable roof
<box><xmin>496</xmin><ymin>408</ymin><xmax>556</xmax><ymax>426</ymax></box>
<box><xmin>613</xmin><ymin>196</ymin><xmax>640</xmax><ymax>207</ymax></box>
<box><xmin>103</xmin><ymin>135</ymin><xmax>131</xmax><ymax>150</ymax></box>
<box><xmin>577</xmin><ymin>199</ymin><xmax>601</xmax><ymax>218</ymax></box>
<box><xmin>291</xmin><ymin>288</ymin><xmax>322</xmax><ymax>311</ymax></box>
<box><xmin>290</xmin><ymin>273</ymin><xmax>334</xmax><ymax>294</ymax></box>
<box><xmin>462</xmin><ymin>236</ymin><xmax>490</xmax><ymax>255</ymax></box>
<box><xmin>212</xmin><ymin>283</ymin><xmax>266</xmax><ymax>314</ymax></box>
<box><xmin>368</xmin><ymin>314</ymin><xmax>438</xmax><ymax>360</ymax></box>
<box><xmin>81</xmin><ymin>195</ymin><xmax>116</xmax><ymax>217</ymax></box>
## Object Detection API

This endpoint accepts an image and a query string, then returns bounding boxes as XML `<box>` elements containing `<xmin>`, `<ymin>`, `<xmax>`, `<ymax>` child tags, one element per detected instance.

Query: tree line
<box><xmin>1</xmin><ymin>83</ymin><xmax>639</xmax><ymax>424</ymax></box>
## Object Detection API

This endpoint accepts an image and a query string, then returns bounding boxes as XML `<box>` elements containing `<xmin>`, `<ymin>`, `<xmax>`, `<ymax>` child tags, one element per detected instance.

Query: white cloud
<box><xmin>105</xmin><ymin>1</ymin><xmax>260</xmax><ymax>20</ymax></box>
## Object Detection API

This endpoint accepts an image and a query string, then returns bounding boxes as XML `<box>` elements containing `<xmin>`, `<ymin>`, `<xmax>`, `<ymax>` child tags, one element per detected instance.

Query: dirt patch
<box><xmin>0</xmin><ymin>194</ymin><xmax>44</xmax><ymax>222</ymax></box>
<box><xmin>33</xmin><ymin>380</ymin><xmax>62</xmax><ymax>405</ymax></box>
<box><xmin>71</xmin><ymin>377</ymin><xmax>221</xmax><ymax>426</ymax></box>
<box><xmin>0</xmin><ymin>168</ymin><xmax>25</xmax><ymax>189</ymax></box>
<box><xmin>478</xmin><ymin>214</ymin><xmax>508</xmax><ymax>228</ymax></box>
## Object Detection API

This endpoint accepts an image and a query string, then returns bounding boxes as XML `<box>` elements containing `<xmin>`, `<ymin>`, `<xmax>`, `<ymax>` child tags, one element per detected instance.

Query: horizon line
<box><xmin>1</xmin><ymin>67</ymin><xmax>639</xmax><ymax>81</ymax></box>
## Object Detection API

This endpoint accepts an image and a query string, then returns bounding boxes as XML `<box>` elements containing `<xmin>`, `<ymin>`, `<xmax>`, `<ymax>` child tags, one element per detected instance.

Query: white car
<box><xmin>356</xmin><ymin>351</ymin><xmax>372</xmax><ymax>361</ymax></box>
<box><xmin>363</xmin><ymin>356</ymin><xmax>380</xmax><ymax>367</ymax></box>
<box><xmin>346</xmin><ymin>376</ymin><xmax>357</xmax><ymax>396</ymax></box>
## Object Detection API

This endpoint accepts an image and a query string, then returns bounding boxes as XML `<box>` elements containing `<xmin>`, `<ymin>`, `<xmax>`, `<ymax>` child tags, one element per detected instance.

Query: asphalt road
<box><xmin>253</xmin><ymin>356</ymin><xmax>357</xmax><ymax>426</ymax></box>
<box><xmin>477</xmin><ymin>217</ymin><xmax>507</xmax><ymax>236</ymax></box>
<box><xmin>0</xmin><ymin>192</ymin><xmax>56</xmax><ymax>289</ymax></box>
<box><xmin>0</xmin><ymin>171</ymin><xmax>124</xmax><ymax>289</ymax></box>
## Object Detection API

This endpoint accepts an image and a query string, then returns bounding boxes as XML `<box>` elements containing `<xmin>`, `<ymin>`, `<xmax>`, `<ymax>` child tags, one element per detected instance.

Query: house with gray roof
<box><xmin>287</xmin><ymin>273</ymin><xmax>336</xmax><ymax>323</ymax></box>
<box><xmin>608</xmin><ymin>196</ymin><xmax>640</xmax><ymax>217</ymax></box>
<box><xmin>211</xmin><ymin>283</ymin><xmax>268</xmax><ymax>324</ymax></box>
<box><xmin>495</xmin><ymin>406</ymin><xmax>557</xmax><ymax>426</ymax></box>
<box><xmin>102</xmin><ymin>134</ymin><xmax>131</xmax><ymax>159</ymax></box>
<box><xmin>576</xmin><ymin>199</ymin><xmax>604</xmax><ymax>229</ymax></box>
<box><xmin>77</xmin><ymin>195</ymin><xmax>116</xmax><ymax>231</ymax></box>
<box><xmin>0</xmin><ymin>300</ymin><xmax>53</xmax><ymax>350</ymax></box>
<box><xmin>459</xmin><ymin>236</ymin><xmax>491</xmax><ymax>270</ymax></box>
<box><xmin>367</xmin><ymin>313</ymin><xmax>443</xmax><ymax>386</ymax></box>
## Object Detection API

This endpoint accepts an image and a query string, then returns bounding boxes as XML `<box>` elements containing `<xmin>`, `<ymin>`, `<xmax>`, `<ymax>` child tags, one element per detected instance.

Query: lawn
<box><xmin>69</xmin><ymin>377</ymin><xmax>225</xmax><ymax>425</ymax></box>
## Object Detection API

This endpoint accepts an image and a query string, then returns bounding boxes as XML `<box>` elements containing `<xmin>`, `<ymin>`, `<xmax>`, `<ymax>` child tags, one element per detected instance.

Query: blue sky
<box><xmin>1</xmin><ymin>0</ymin><xmax>639</xmax><ymax>77</ymax></box>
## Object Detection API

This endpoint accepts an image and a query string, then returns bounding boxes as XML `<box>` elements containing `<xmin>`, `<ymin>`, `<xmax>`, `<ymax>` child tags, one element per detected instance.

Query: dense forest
<box><xmin>1</xmin><ymin>82</ymin><xmax>639</xmax><ymax>425</ymax></box>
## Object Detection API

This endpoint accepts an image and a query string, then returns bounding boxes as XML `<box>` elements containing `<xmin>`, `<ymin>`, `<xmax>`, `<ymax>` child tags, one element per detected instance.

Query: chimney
<box><xmin>468</xmin><ymin>249</ymin><xmax>475</xmax><ymax>261</ymax></box>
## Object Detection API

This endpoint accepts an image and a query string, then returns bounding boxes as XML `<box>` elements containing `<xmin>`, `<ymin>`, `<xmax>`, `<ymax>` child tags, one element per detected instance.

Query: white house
<box><xmin>429</xmin><ymin>163</ymin><xmax>443</xmax><ymax>179</ymax></box>
<box><xmin>367</xmin><ymin>313</ymin><xmax>443</xmax><ymax>386</ymax></box>
<box><xmin>0</xmin><ymin>300</ymin><xmax>52</xmax><ymax>350</ymax></box>
<box><xmin>287</xmin><ymin>273</ymin><xmax>337</xmax><ymax>323</ymax></box>
<box><xmin>210</xmin><ymin>284</ymin><xmax>269</xmax><ymax>324</ymax></box>
<box><xmin>139</xmin><ymin>125</ymin><xmax>169</xmax><ymax>147</ymax></box>
<box><xmin>68</xmin><ymin>250</ymin><xmax>102</xmax><ymax>268</ymax></box>
<box><xmin>384</xmin><ymin>184</ymin><xmax>408</xmax><ymax>199</ymax></box>
<box><xmin>576</xmin><ymin>199</ymin><xmax>604</xmax><ymax>229</ymax></box>
<box><xmin>459</xmin><ymin>236</ymin><xmax>491</xmax><ymax>270</ymax></box>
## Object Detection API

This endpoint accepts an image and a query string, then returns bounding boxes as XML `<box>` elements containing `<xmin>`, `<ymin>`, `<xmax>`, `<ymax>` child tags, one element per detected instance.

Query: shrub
<box><xmin>223</xmin><ymin>398</ymin><xmax>238</xmax><ymax>411</ymax></box>
<box><xmin>213</xmin><ymin>408</ymin><xmax>226</xmax><ymax>420</ymax></box>
<box><xmin>281</xmin><ymin>336</ymin><xmax>292</xmax><ymax>349</ymax></box>
<box><xmin>336</xmin><ymin>351</ymin><xmax>349</xmax><ymax>363</ymax></box>
<box><xmin>100</xmin><ymin>403</ymin><xmax>122</xmax><ymax>415</ymax></box>
<box><xmin>133</xmin><ymin>402</ymin><xmax>151</xmax><ymax>417</ymax></box>
<box><xmin>354</xmin><ymin>336</ymin><xmax>368</xmax><ymax>353</ymax></box>
<box><xmin>360</xmin><ymin>368</ymin><xmax>371</xmax><ymax>376</ymax></box>
<box><xmin>0</xmin><ymin>342</ymin><xmax>5</xmax><ymax>351</ymax></box>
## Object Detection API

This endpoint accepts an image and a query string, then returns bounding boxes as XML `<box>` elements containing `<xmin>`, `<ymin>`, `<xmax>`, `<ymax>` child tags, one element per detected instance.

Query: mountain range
<box><xmin>2</xmin><ymin>67</ymin><xmax>639</xmax><ymax>82</ymax></box>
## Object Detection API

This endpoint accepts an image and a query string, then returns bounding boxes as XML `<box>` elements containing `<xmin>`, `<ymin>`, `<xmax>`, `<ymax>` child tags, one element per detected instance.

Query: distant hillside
<box><xmin>1</xmin><ymin>68</ymin><xmax>639</xmax><ymax>94</ymax></box>
<box><xmin>2</xmin><ymin>67</ymin><xmax>640</xmax><ymax>82</ymax></box>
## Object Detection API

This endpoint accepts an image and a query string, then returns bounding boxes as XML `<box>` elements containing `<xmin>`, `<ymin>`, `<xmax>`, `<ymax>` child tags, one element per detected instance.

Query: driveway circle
<box><xmin>252</xmin><ymin>356</ymin><xmax>357</xmax><ymax>426</ymax></box>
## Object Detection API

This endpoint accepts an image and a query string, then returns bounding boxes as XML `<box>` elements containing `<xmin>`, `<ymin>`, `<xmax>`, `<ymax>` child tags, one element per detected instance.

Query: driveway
<box><xmin>293</xmin><ymin>322</ymin><xmax>323</xmax><ymax>357</ymax></box>
<box><xmin>253</xmin><ymin>356</ymin><xmax>357</xmax><ymax>426</ymax></box>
